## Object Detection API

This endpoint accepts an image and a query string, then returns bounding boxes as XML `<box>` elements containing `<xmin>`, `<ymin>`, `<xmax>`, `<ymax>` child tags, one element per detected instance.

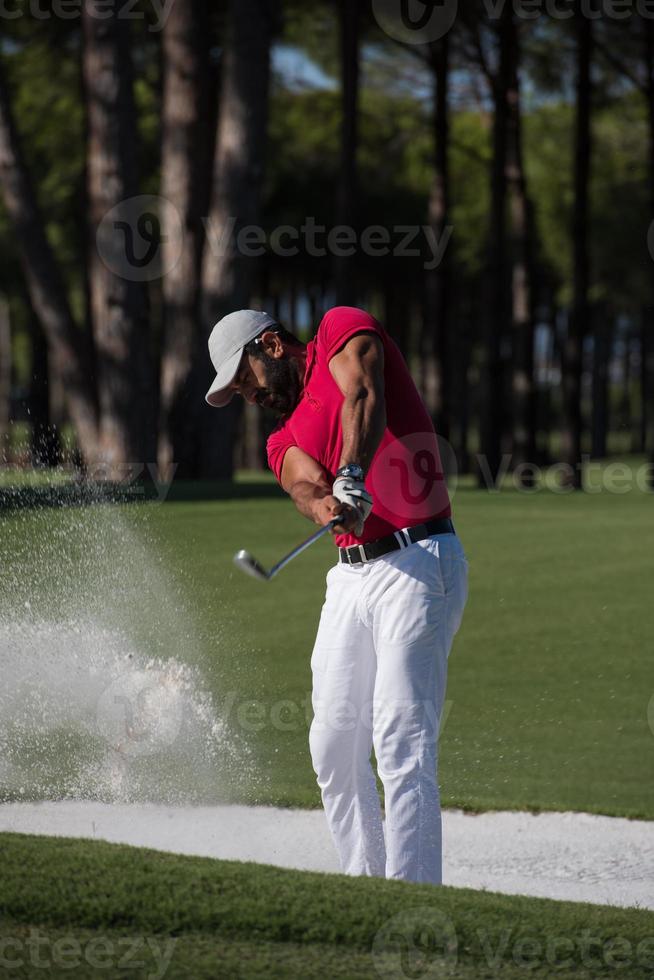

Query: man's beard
<box><xmin>254</xmin><ymin>353</ymin><xmax>302</xmax><ymax>418</ymax></box>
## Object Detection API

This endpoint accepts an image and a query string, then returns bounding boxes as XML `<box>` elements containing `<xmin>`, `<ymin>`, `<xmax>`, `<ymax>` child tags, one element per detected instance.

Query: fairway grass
<box><xmin>1</xmin><ymin>833</ymin><xmax>654</xmax><ymax>979</ymax></box>
<box><xmin>1</xmin><ymin>478</ymin><xmax>652</xmax><ymax>818</ymax></box>
<box><xmin>149</xmin><ymin>484</ymin><xmax>654</xmax><ymax>818</ymax></box>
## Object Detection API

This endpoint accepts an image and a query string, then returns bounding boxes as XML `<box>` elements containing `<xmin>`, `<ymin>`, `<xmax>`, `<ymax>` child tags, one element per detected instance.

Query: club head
<box><xmin>233</xmin><ymin>549</ymin><xmax>271</xmax><ymax>582</ymax></box>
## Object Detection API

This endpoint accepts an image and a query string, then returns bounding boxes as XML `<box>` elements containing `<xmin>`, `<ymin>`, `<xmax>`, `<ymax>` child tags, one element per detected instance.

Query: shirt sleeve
<box><xmin>320</xmin><ymin>307</ymin><xmax>384</xmax><ymax>362</ymax></box>
<box><xmin>266</xmin><ymin>426</ymin><xmax>295</xmax><ymax>484</ymax></box>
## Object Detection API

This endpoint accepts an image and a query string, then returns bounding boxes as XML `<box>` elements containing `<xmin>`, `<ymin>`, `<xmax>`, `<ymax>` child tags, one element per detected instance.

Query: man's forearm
<box><xmin>288</xmin><ymin>477</ymin><xmax>332</xmax><ymax>523</ymax></box>
<box><xmin>338</xmin><ymin>389</ymin><xmax>386</xmax><ymax>474</ymax></box>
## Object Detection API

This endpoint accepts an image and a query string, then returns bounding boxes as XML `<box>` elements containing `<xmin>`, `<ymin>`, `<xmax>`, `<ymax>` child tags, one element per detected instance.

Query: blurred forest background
<box><xmin>0</xmin><ymin>0</ymin><xmax>653</xmax><ymax>490</ymax></box>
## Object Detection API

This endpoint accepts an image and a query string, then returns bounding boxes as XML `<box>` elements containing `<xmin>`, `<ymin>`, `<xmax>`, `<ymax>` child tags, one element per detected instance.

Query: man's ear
<box><xmin>260</xmin><ymin>331</ymin><xmax>284</xmax><ymax>358</ymax></box>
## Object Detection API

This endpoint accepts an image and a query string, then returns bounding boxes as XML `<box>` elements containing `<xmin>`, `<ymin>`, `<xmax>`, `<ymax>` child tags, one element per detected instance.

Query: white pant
<box><xmin>309</xmin><ymin>532</ymin><xmax>468</xmax><ymax>884</ymax></box>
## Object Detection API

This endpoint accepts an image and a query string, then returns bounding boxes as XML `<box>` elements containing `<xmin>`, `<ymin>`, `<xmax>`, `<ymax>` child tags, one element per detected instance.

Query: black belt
<box><xmin>339</xmin><ymin>517</ymin><xmax>455</xmax><ymax>565</ymax></box>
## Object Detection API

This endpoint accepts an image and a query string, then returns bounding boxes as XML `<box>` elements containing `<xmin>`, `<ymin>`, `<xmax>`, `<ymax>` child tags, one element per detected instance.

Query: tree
<box><xmin>590</xmin><ymin>303</ymin><xmax>612</xmax><ymax>459</ymax></box>
<box><xmin>643</xmin><ymin>16</ymin><xmax>654</xmax><ymax>485</ymax></box>
<box><xmin>22</xmin><ymin>279</ymin><xmax>61</xmax><ymax>466</ymax></box>
<box><xmin>82</xmin><ymin>1</ymin><xmax>155</xmax><ymax>470</ymax></box>
<box><xmin>0</xmin><ymin>295</ymin><xmax>9</xmax><ymax>455</ymax></box>
<box><xmin>158</xmin><ymin>0</ymin><xmax>212</xmax><ymax>479</ymax></box>
<box><xmin>592</xmin><ymin>15</ymin><xmax>654</xmax><ymax>480</ymax></box>
<box><xmin>506</xmin><ymin>18</ymin><xmax>537</xmax><ymax>482</ymax></box>
<box><xmin>0</xmin><ymin>58</ymin><xmax>99</xmax><ymax>462</ymax></box>
<box><xmin>465</xmin><ymin>4</ymin><xmax>513</xmax><ymax>487</ymax></box>
<box><xmin>423</xmin><ymin>35</ymin><xmax>451</xmax><ymax>443</ymax></box>
<box><xmin>334</xmin><ymin>0</ymin><xmax>361</xmax><ymax>305</ymax></box>
<box><xmin>199</xmin><ymin>0</ymin><xmax>277</xmax><ymax>478</ymax></box>
<box><xmin>561</xmin><ymin>9</ymin><xmax>592</xmax><ymax>490</ymax></box>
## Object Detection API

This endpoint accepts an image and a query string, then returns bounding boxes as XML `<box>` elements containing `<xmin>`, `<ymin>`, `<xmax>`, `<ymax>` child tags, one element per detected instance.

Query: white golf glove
<box><xmin>332</xmin><ymin>476</ymin><xmax>373</xmax><ymax>537</ymax></box>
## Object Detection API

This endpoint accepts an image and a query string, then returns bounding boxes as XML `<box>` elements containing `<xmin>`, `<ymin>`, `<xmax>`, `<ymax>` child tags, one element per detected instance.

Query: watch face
<box><xmin>339</xmin><ymin>464</ymin><xmax>364</xmax><ymax>480</ymax></box>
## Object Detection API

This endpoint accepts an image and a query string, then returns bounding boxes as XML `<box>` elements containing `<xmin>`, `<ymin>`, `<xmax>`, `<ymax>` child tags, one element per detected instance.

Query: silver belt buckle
<box><xmin>345</xmin><ymin>544</ymin><xmax>366</xmax><ymax>565</ymax></box>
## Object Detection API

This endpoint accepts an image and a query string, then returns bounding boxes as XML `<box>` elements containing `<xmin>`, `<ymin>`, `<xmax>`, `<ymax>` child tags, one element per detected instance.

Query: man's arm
<box><xmin>280</xmin><ymin>446</ymin><xmax>359</xmax><ymax>533</ymax></box>
<box><xmin>279</xmin><ymin>331</ymin><xmax>386</xmax><ymax>535</ymax></box>
<box><xmin>329</xmin><ymin>332</ymin><xmax>386</xmax><ymax>474</ymax></box>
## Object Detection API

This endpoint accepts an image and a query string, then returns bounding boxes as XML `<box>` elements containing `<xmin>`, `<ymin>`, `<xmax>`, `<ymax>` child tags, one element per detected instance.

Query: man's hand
<box><xmin>332</xmin><ymin>476</ymin><xmax>373</xmax><ymax>537</ymax></box>
<box><xmin>279</xmin><ymin>447</ymin><xmax>369</xmax><ymax>536</ymax></box>
<box><xmin>312</xmin><ymin>494</ymin><xmax>361</xmax><ymax>535</ymax></box>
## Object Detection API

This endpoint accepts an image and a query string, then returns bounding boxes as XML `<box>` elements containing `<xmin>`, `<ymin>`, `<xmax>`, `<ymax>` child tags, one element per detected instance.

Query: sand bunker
<box><xmin>1</xmin><ymin>801</ymin><xmax>651</xmax><ymax>911</ymax></box>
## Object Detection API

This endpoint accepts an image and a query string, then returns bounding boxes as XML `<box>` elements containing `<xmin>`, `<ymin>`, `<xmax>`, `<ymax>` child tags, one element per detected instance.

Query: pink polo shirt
<box><xmin>266</xmin><ymin>307</ymin><xmax>452</xmax><ymax>548</ymax></box>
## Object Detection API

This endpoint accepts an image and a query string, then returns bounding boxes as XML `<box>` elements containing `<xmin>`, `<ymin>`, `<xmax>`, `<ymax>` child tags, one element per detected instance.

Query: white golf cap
<box><xmin>205</xmin><ymin>309</ymin><xmax>277</xmax><ymax>408</ymax></box>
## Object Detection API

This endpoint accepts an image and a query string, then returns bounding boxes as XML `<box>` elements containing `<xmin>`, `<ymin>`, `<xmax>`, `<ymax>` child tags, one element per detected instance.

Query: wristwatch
<box><xmin>336</xmin><ymin>463</ymin><xmax>364</xmax><ymax>481</ymax></box>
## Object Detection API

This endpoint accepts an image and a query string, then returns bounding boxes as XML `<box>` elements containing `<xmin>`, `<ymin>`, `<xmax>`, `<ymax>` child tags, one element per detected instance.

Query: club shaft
<box><xmin>267</xmin><ymin>519</ymin><xmax>338</xmax><ymax>579</ymax></box>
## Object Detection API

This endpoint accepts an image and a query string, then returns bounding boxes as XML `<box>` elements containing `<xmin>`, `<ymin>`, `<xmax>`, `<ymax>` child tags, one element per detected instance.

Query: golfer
<box><xmin>206</xmin><ymin>306</ymin><xmax>468</xmax><ymax>884</ymax></box>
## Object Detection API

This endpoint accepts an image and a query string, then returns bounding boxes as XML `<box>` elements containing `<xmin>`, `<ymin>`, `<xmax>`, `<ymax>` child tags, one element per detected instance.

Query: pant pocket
<box><xmin>447</xmin><ymin>557</ymin><xmax>469</xmax><ymax>639</ymax></box>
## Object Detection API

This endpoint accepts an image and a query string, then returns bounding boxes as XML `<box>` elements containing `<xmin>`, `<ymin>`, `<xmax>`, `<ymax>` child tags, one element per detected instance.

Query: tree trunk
<box><xmin>24</xmin><ymin>284</ymin><xmax>61</xmax><ymax>467</ymax></box>
<box><xmin>199</xmin><ymin>0</ymin><xmax>275</xmax><ymax>479</ymax></box>
<box><xmin>644</xmin><ymin>17</ymin><xmax>654</xmax><ymax>485</ymax></box>
<box><xmin>539</xmin><ymin>305</ymin><xmax>560</xmax><ymax>467</ymax></box>
<box><xmin>384</xmin><ymin>276</ymin><xmax>408</xmax><ymax>358</ymax></box>
<box><xmin>423</xmin><ymin>36</ymin><xmax>451</xmax><ymax>441</ymax></box>
<box><xmin>591</xmin><ymin>306</ymin><xmax>612</xmax><ymax>459</ymax></box>
<box><xmin>477</xmin><ymin>8</ymin><xmax>512</xmax><ymax>488</ymax></box>
<box><xmin>334</xmin><ymin>0</ymin><xmax>360</xmax><ymax>306</ymax></box>
<box><xmin>0</xmin><ymin>61</ymin><xmax>99</xmax><ymax>461</ymax></box>
<box><xmin>158</xmin><ymin>0</ymin><xmax>210</xmax><ymax>480</ymax></box>
<box><xmin>623</xmin><ymin>324</ymin><xmax>640</xmax><ymax>455</ymax></box>
<box><xmin>82</xmin><ymin>2</ymin><xmax>155</xmax><ymax>471</ymax></box>
<box><xmin>506</xmin><ymin>20</ymin><xmax>537</xmax><ymax>483</ymax></box>
<box><xmin>452</xmin><ymin>297</ymin><xmax>472</xmax><ymax>475</ymax></box>
<box><xmin>639</xmin><ymin>307</ymin><xmax>649</xmax><ymax>454</ymax></box>
<box><xmin>561</xmin><ymin>10</ymin><xmax>592</xmax><ymax>489</ymax></box>
<box><xmin>0</xmin><ymin>296</ymin><xmax>10</xmax><ymax>459</ymax></box>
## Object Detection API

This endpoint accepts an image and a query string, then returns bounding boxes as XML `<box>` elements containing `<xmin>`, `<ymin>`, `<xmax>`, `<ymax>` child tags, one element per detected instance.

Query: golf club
<box><xmin>233</xmin><ymin>518</ymin><xmax>340</xmax><ymax>582</ymax></box>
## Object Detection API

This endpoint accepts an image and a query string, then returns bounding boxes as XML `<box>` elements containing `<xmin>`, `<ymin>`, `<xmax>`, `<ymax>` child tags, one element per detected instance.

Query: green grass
<box><xmin>1</xmin><ymin>833</ymin><xmax>653</xmax><ymax>979</ymax></box>
<box><xmin>0</xmin><ymin>470</ymin><xmax>653</xmax><ymax>817</ymax></box>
